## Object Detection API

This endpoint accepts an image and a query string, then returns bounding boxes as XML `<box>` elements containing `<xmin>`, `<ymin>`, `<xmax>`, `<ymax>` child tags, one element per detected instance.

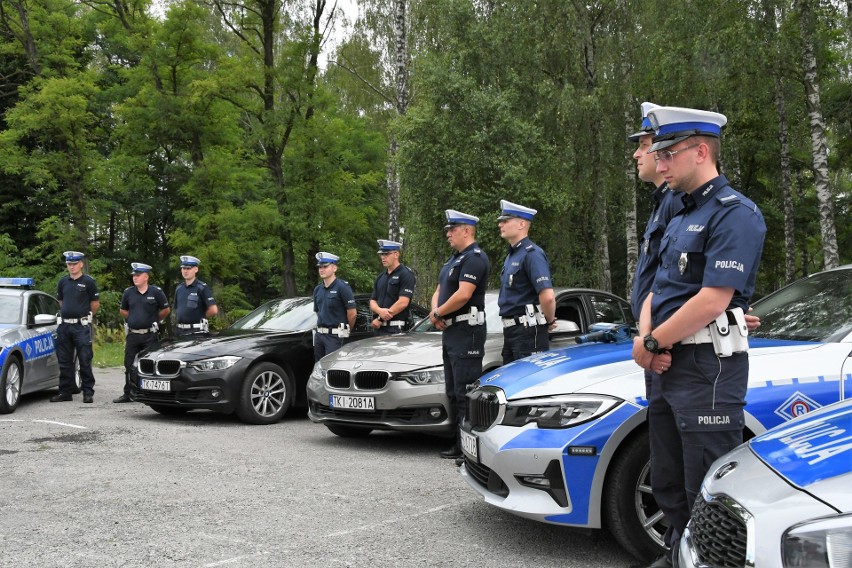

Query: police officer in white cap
<box><xmin>51</xmin><ymin>251</ymin><xmax>100</xmax><ymax>403</ymax></box>
<box><xmin>429</xmin><ymin>209</ymin><xmax>490</xmax><ymax>460</ymax></box>
<box><xmin>174</xmin><ymin>255</ymin><xmax>218</xmax><ymax>337</ymax></box>
<box><xmin>632</xmin><ymin>106</ymin><xmax>766</xmax><ymax>567</ymax></box>
<box><xmin>370</xmin><ymin>240</ymin><xmax>416</xmax><ymax>335</ymax></box>
<box><xmin>312</xmin><ymin>252</ymin><xmax>356</xmax><ymax>361</ymax></box>
<box><xmin>115</xmin><ymin>262</ymin><xmax>170</xmax><ymax>403</ymax></box>
<box><xmin>496</xmin><ymin>200</ymin><xmax>555</xmax><ymax>363</ymax></box>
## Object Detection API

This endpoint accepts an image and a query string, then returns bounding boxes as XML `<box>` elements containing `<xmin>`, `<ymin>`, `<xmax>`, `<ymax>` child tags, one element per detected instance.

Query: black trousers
<box><xmin>442</xmin><ymin>323</ymin><xmax>486</xmax><ymax>441</ymax></box>
<box><xmin>314</xmin><ymin>332</ymin><xmax>344</xmax><ymax>362</ymax></box>
<box><xmin>648</xmin><ymin>344</ymin><xmax>747</xmax><ymax>550</ymax></box>
<box><xmin>124</xmin><ymin>332</ymin><xmax>160</xmax><ymax>395</ymax></box>
<box><xmin>501</xmin><ymin>323</ymin><xmax>549</xmax><ymax>365</ymax></box>
<box><xmin>56</xmin><ymin>323</ymin><xmax>95</xmax><ymax>396</ymax></box>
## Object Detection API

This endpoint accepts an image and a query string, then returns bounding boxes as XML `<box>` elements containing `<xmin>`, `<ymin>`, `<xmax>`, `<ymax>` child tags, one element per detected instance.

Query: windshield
<box><xmin>410</xmin><ymin>293</ymin><xmax>503</xmax><ymax>333</ymax></box>
<box><xmin>229</xmin><ymin>297</ymin><xmax>317</xmax><ymax>332</ymax></box>
<box><xmin>751</xmin><ymin>268</ymin><xmax>852</xmax><ymax>342</ymax></box>
<box><xmin>0</xmin><ymin>296</ymin><xmax>22</xmax><ymax>325</ymax></box>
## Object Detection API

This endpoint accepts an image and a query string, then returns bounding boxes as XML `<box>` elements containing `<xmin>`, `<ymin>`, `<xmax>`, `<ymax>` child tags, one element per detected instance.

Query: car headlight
<box><xmin>502</xmin><ymin>395</ymin><xmax>621</xmax><ymax>429</ymax></box>
<box><xmin>397</xmin><ymin>368</ymin><xmax>444</xmax><ymax>385</ymax></box>
<box><xmin>188</xmin><ymin>356</ymin><xmax>241</xmax><ymax>372</ymax></box>
<box><xmin>783</xmin><ymin>513</ymin><xmax>852</xmax><ymax>568</ymax></box>
<box><xmin>309</xmin><ymin>363</ymin><xmax>327</xmax><ymax>387</ymax></box>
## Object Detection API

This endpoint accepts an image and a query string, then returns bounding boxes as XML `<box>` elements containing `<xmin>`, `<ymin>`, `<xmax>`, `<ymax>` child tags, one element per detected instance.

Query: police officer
<box><xmin>370</xmin><ymin>240</ymin><xmax>416</xmax><ymax>335</ymax></box>
<box><xmin>631</xmin><ymin>106</ymin><xmax>766</xmax><ymax>567</ymax></box>
<box><xmin>497</xmin><ymin>200</ymin><xmax>555</xmax><ymax>364</ymax></box>
<box><xmin>174</xmin><ymin>255</ymin><xmax>218</xmax><ymax>336</ymax></box>
<box><xmin>313</xmin><ymin>252</ymin><xmax>356</xmax><ymax>361</ymax></box>
<box><xmin>115</xmin><ymin>263</ymin><xmax>170</xmax><ymax>403</ymax></box>
<box><xmin>50</xmin><ymin>251</ymin><xmax>100</xmax><ymax>403</ymax></box>
<box><xmin>429</xmin><ymin>209</ymin><xmax>490</xmax><ymax>460</ymax></box>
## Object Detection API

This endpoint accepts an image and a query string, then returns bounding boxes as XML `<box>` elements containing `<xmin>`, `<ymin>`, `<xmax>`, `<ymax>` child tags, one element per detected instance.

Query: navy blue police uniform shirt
<box><xmin>175</xmin><ymin>280</ymin><xmax>216</xmax><ymax>324</ymax></box>
<box><xmin>371</xmin><ymin>265</ymin><xmax>416</xmax><ymax>321</ymax></box>
<box><xmin>498</xmin><ymin>237</ymin><xmax>552</xmax><ymax>317</ymax></box>
<box><xmin>651</xmin><ymin>175</ymin><xmax>766</xmax><ymax>328</ymax></box>
<box><xmin>57</xmin><ymin>275</ymin><xmax>99</xmax><ymax>318</ymax></box>
<box><xmin>437</xmin><ymin>242</ymin><xmax>490</xmax><ymax>318</ymax></box>
<box><xmin>313</xmin><ymin>278</ymin><xmax>356</xmax><ymax>327</ymax></box>
<box><xmin>121</xmin><ymin>285</ymin><xmax>170</xmax><ymax>330</ymax></box>
<box><xmin>631</xmin><ymin>184</ymin><xmax>683</xmax><ymax>321</ymax></box>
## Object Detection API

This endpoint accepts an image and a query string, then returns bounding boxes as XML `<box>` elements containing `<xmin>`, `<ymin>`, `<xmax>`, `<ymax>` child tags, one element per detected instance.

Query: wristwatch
<box><xmin>432</xmin><ymin>309</ymin><xmax>441</xmax><ymax>320</ymax></box>
<box><xmin>643</xmin><ymin>333</ymin><xmax>663</xmax><ymax>354</ymax></box>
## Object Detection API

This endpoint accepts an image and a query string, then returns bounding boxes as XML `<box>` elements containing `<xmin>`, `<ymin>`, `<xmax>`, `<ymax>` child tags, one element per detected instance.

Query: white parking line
<box><xmin>322</xmin><ymin>501</ymin><xmax>470</xmax><ymax>538</ymax></box>
<box><xmin>203</xmin><ymin>552</ymin><xmax>270</xmax><ymax>567</ymax></box>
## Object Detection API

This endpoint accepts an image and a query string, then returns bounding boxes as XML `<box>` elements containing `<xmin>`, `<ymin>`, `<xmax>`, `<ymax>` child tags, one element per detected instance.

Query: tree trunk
<box><xmin>796</xmin><ymin>0</ymin><xmax>839</xmax><ymax>269</ymax></box>
<box><xmin>387</xmin><ymin>0</ymin><xmax>408</xmax><ymax>241</ymax></box>
<box><xmin>624</xmin><ymin>105</ymin><xmax>638</xmax><ymax>300</ymax></box>
<box><xmin>795</xmin><ymin>169</ymin><xmax>809</xmax><ymax>276</ymax></box>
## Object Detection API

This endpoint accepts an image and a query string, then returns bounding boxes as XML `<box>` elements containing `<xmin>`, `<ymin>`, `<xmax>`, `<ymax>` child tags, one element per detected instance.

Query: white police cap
<box><xmin>497</xmin><ymin>199</ymin><xmax>537</xmax><ymax>221</ymax></box>
<box><xmin>376</xmin><ymin>240</ymin><xmax>402</xmax><ymax>253</ymax></box>
<box><xmin>647</xmin><ymin>106</ymin><xmax>728</xmax><ymax>152</ymax></box>
<box><xmin>315</xmin><ymin>252</ymin><xmax>340</xmax><ymax>266</ymax></box>
<box><xmin>131</xmin><ymin>262</ymin><xmax>152</xmax><ymax>274</ymax></box>
<box><xmin>63</xmin><ymin>251</ymin><xmax>85</xmax><ymax>263</ymax></box>
<box><xmin>628</xmin><ymin>101</ymin><xmax>661</xmax><ymax>142</ymax></box>
<box><xmin>444</xmin><ymin>209</ymin><xmax>479</xmax><ymax>229</ymax></box>
<box><xmin>180</xmin><ymin>255</ymin><xmax>200</xmax><ymax>267</ymax></box>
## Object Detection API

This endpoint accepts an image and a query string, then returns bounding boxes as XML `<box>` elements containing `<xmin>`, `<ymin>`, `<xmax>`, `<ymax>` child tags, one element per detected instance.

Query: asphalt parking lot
<box><xmin>2</xmin><ymin>368</ymin><xmax>635</xmax><ymax>568</ymax></box>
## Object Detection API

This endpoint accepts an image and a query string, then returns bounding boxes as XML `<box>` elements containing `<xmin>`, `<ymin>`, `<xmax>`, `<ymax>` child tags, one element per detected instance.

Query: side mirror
<box><xmin>550</xmin><ymin>319</ymin><xmax>580</xmax><ymax>334</ymax></box>
<box><xmin>33</xmin><ymin>314</ymin><xmax>58</xmax><ymax>327</ymax></box>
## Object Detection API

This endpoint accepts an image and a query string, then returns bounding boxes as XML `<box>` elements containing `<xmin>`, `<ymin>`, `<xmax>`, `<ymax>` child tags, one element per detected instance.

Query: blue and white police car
<box><xmin>459</xmin><ymin>264</ymin><xmax>852</xmax><ymax>562</ymax></box>
<box><xmin>679</xmin><ymin>398</ymin><xmax>852</xmax><ymax>567</ymax></box>
<box><xmin>0</xmin><ymin>278</ymin><xmax>71</xmax><ymax>413</ymax></box>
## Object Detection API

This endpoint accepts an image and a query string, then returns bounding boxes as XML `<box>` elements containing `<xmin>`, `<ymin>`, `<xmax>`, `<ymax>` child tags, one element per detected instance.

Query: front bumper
<box><xmin>307</xmin><ymin>375</ymin><xmax>454</xmax><ymax>436</ymax></box>
<box><xmin>129</xmin><ymin>357</ymin><xmax>252</xmax><ymax>412</ymax></box>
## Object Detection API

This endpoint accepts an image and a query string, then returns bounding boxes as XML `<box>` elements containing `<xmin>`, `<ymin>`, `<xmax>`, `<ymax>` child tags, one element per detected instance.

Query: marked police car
<box><xmin>459</xmin><ymin>264</ymin><xmax>852</xmax><ymax>562</ymax></box>
<box><xmin>678</xmin><ymin>398</ymin><xmax>852</xmax><ymax>567</ymax></box>
<box><xmin>0</xmin><ymin>278</ymin><xmax>80</xmax><ymax>413</ymax></box>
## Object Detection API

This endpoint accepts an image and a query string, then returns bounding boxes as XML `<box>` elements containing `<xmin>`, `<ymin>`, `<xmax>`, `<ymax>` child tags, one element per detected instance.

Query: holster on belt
<box><xmin>709</xmin><ymin>307</ymin><xmax>748</xmax><ymax>357</ymax></box>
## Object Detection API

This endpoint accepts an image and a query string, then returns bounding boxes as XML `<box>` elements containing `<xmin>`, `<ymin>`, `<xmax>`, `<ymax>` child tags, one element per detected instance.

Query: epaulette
<box><xmin>472</xmin><ymin>248</ymin><xmax>482</xmax><ymax>255</ymax></box>
<box><xmin>716</xmin><ymin>193</ymin><xmax>741</xmax><ymax>207</ymax></box>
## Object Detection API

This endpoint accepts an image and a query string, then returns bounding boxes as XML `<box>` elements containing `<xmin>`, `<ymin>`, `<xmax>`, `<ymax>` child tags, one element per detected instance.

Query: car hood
<box><xmin>748</xmin><ymin>400</ymin><xmax>852</xmax><ymax>511</ymax></box>
<box><xmin>324</xmin><ymin>332</ymin><xmax>447</xmax><ymax>370</ymax></box>
<box><xmin>479</xmin><ymin>338</ymin><xmax>828</xmax><ymax>402</ymax></box>
<box><xmin>151</xmin><ymin>328</ymin><xmax>306</xmax><ymax>359</ymax></box>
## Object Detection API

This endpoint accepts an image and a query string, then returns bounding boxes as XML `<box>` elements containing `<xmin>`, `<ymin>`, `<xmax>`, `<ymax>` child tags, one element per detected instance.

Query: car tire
<box><xmin>72</xmin><ymin>353</ymin><xmax>82</xmax><ymax>394</ymax></box>
<box><xmin>235</xmin><ymin>362</ymin><xmax>293</xmax><ymax>425</ymax></box>
<box><xmin>603</xmin><ymin>429</ymin><xmax>667</xmax><ymax>562</ymax></box>
<box><xmin>0</xmin><ymin>357</ymin><xmax>23</xmax><ymax>414</ymax></box>
<box><xmin>149</xmin><ymin>404</ymin><xmax>190</xmax><ymax>415</ymax></box>
<box><xmin>325</xmin><ymin>424</ymin><xmax>373</xmax><ymax>438</ymax></box>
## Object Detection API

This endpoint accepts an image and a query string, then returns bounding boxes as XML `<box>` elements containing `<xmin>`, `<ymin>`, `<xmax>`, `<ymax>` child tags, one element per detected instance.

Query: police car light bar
<box><xmin>0</xmin><ymin>277</ymin><xmax>36</xmax><ymax>288</ymax></box>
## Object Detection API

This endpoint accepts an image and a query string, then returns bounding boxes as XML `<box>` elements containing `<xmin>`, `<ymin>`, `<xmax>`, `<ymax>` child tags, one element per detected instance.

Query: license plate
<box><xmin>329</xmin><ymin>395</ymin><xmax>375</xmax><ymax>411</ymax></box>
<box><xmin>460</xmin><ymin>429</ymin><xmax>478</xmax><ymax>461</ymax></box>
<box><xmin>139</xmin><ymin>379</ymin><xmax>171</xmax><ymax>391</ymax></box>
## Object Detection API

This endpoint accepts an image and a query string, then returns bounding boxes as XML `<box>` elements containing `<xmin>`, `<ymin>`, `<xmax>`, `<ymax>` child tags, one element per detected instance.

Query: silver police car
<box><xmin>0</xmin><ymin>278</ymin><xmax>79</xmax><ymax>413</ymax></box>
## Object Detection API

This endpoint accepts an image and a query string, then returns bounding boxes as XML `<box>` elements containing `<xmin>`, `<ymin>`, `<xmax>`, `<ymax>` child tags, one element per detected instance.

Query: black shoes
<box><xmin>440</xmin><ymin>445</ymin><xmax>462</xmax><ymax>459</ymax></box>
<box><xmin>83</xmin><ymin>395</ymin><xmax>93</xmax><ymax>403</ymax></box>
<box><xmin>113</xmin><ymin>394</ymin><xmax>132</xmax><ymax>403</ymax></box>
<box><xmin>50</xmin><ymin>393</ymin><xmax>73</xmax><ymax>402</ymax></box>
<box><xmin>455</xmin><ymin>456</ymin><xmax>465</xmax><ymax>467</ymax></box>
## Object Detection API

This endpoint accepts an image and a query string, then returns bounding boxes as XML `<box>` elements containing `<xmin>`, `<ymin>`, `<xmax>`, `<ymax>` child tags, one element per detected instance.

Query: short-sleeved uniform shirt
<box><xmin>371</xmin><ymin>264</ymin><xmax>416</xmax><ymax>321</ymax></box>
<box><xmin>57</xmin><ymin>274</ymin><xmax>99</xmax><ymax>318</ymax></box>
<box><xmin>174</xmin><ymin>279</ymin><xmax>216</xmax><ymax>324</ymax></box>
<box><xmin>498</xmin><ymin>237</ymin><xmax>552</xmax><ymax>317</ymax></box>
<box><xmin>438</xmin><ymin>242</ymin><xmax>490</xmax><ymax>318</ymax></box>
<box><xmin>121</xmin><ymin>285</ymin><xmax>170</xmax><ymax>330</ymax></box>
<box><xmin>313</xmin><ymin>278</ymin><xmax>356</xmax><ymax>327</ymax></box>
<box><xmin>631</xmin><ymin>184</ymin><xmax>683</xmax><ymax>321</ymax></box>
<box><xmin>650</xmin><ymin>175</ymin><xmax>766</xmax><ymax>327</ymax></box>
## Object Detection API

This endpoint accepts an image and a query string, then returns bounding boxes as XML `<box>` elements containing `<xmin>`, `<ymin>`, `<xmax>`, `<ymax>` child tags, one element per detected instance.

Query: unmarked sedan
<box><xmin>678</xmin><ymin>398</ymin><xmax>852</xmax><ymax>568</ymax></box>
<box><xmin>130</xmin><ymin>294</ymin><xmax>427</xmax><ymax>424</ymax></box>
<box><xmin>307</xmin><ymin>289</ymin><xmax>635</xmax><ymax>438</ymax></box>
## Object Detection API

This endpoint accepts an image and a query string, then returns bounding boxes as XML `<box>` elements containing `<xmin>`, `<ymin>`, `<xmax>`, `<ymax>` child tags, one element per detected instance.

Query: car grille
<box><xmin>467</xmin><ymin>389</ymin><xmax>501</xmax><ymax>430</ymax></box>
<box><xmin>312</xmin><ymin>403</ymin><xmax>420</xmax><ymax>421</ymax></box>
<box><xmin>354</xmin><ymin>371</ymin><xmax>389</xmax><ymax>390</ymax></box>
<box><xmin>689</xmin><ymin>495</ymin><xmax>748</xmax><ymax>568</ymax></box>
<box><xmin>464</xmin><ymin>456</ymin><xmax>509</xmax><ymax>497</ymax></box>
<box><xmin>138</xmin><ymin>358</ymin><xmax>183</xmax><ymax>377</ymax></box>
<box><xmin>327</xmin><ymin>370</ymin><xmax>350</xmax><ymax>389</ymax></box>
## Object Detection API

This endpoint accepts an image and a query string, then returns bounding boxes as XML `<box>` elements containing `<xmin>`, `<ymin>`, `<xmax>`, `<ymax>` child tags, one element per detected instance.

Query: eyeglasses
<box><xmin>653</xmin><ymin>143</ymin><xmax>700</xmax><ymax>163</ymax></box>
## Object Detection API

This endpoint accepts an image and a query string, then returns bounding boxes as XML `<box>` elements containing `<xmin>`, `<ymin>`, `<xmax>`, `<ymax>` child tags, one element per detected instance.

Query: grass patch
<box><xmin>93</xmin><ymin>341</ymin><xmax>125</xmax><ymax>368</ymax></box>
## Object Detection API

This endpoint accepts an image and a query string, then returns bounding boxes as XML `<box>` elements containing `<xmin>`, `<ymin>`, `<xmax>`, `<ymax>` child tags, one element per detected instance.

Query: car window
<box><xmin>410</xmin><ymin>292</ymin><xmax>501</xmax><ymax>333</ymax></box>
<box><xmin>555</xmin><ymin>296</ymin><xmax>586</xmax><ymax>330</ymax></box>
<box><xmin>589</xmin><ymin>294</ymin><xmax>634</xmax><ymax>326</ymax></box>
<box><xmin>230</xmin><ymin>297</ymin><xmax>317</xmax><ymax>331</ymax></box>
<box><xmin>353</xmin><ymin>302</ymin><xmax>373</xmax><ymax>334</ymax></box>
<box><xmin>36</xmin><ymin>294</ymin><xmax>59</xmax><ymax>317</ymax></box>
<box><xmin>0</xmin><ymin>296</ymin><xmax>21</xmax><ymax>324</ymax></box>
<box><xmin>27</xmin><ymin>295</ymin><xmax>41</xmax><ymax>325</ymax></box>
<box><xmin>751</xmin><ymin>268</ymin><xmax>852</xmax><ymax>342</ymax></box>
